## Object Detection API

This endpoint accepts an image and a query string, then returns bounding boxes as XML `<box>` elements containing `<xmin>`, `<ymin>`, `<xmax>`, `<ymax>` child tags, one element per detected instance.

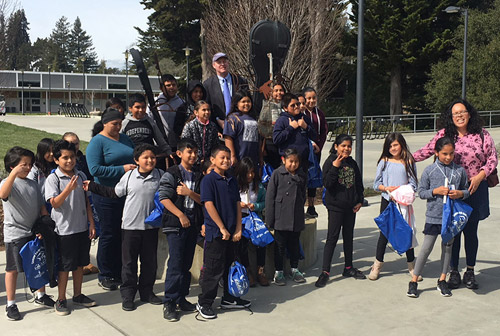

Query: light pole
<box><xmin>81</xmin><ymin>57</ymin><xmax>86</xmax><ymax>107</ymax></box>
<box><xmin>125</xmin><ymin>50</ymin><xmax>129</xmax><ymax>107</ymax></box>
<box><xmin>444</xmin><ymin>6</ymin><xmax>468</xmax><ymax>100</ymax></box>
<box><xmin>182</xmin><ymin>47</ymin><xmax>192</xmax><ymax>101</ymax></box>
<box><xmin>28</xmin><ymin>84</ymin><xmax>31</xmax><ymax>113</ymax></box>
<box><xmin>48</xmin><ymin>65</ymin><xmax>52</xmax><ymax>114</ymax></box>
<box><xmin>67</xmin><ymin>82</ymin><xmax>71</xmax><ymax>104</ymax></box>
<box><xmin>21</xmin><ymin>70</ymin><xmax>24</xmax><ymax>115</ymax></box>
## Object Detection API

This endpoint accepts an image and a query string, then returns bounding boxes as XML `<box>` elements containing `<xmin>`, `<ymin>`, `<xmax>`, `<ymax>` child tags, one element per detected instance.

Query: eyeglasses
<box><xmin>452</xmin><ymin>110</ymin><xmax>468</xmax><ymax>117</ymax></box>
<box><xmin>288</xmin><ymin>103</ymin><xmax>299</xmax><ymax>108</ymax></box>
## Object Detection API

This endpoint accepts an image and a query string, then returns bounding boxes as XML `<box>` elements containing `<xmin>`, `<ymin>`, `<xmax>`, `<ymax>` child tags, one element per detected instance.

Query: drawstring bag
<box><xmin>307</xmin><ymin>141</ymin><xmax>323</xmax><ymax>188</ymax></box>
<box><xmin>242</xmin><ymin>211</ymin><xmax>274</xmax><ymax>247</ymax></box>
<box><xmin>441</xmin><ymin>197</ymin><xmax>473</xmax><ymax>244</ymax></box>
<box><xmin>374</xmin><ymin>201</ymin><xmax>413</xmax><ymax>255</ymax></box>
<box><xmin>19</xmin><ymin>238</ymin><xmax>50</xmax><ymax>291</ymax></box>
<box><xmin>262</xmin><ymin>163</ymin><xmax>274</xmax><ymax>184</ymax></box>
<box><xmin>145</xmin><ymin>191</ymin><xmax>164</xmax><ymax>228</ymax></box>
<box><xmin>228</xmin><ymin>261</ymin><xmax>249</xmax><ymax>297</ymax></box>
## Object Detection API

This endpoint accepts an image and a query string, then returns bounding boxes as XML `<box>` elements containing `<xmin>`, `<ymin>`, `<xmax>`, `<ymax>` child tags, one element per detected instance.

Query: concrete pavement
<box><xmin>1</xmin><ymin>115</ymin><xmax>500</xmax><ymax>335</ymax></box>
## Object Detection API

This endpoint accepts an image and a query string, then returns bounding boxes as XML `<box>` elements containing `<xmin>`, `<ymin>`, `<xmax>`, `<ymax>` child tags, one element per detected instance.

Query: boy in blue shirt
<box><xmin>45</xmin><ymin>140</ymin><xmax>97</xmax><ymax>316</ymax></box>
<box><xmin>159</xmin><ymin>138</ymin><xmax>203</xmax><ymax>321</ymax></box>
<box><xmin>196</xmin><ymin>145</ymin><xmax>250</xmax><ymax>320</ymax></box>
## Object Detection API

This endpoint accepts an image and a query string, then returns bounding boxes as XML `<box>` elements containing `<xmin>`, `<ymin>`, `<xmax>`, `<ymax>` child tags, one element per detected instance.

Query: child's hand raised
<box><xmin>332</xmin><ymin>154</ymin><xmax>348</xmax><ymax>168</ymax></box>
<box><xmin>289</xmin><ymin>118</ymin><xmax>299</xmax><ymax>129</ymax></box>
<box><xmin>66</xmin><ymin>175</ymin><xmax>79</xmax><ymax>192</ymax></box>
<box><xmin>176</xmin><ymin>182</ymin><xmax>191</xmax><ymax>196</ymax></box>
<box><xmin>11</xmin><ymin>163</ymin><xmax>30</xmax><ymax>177</ymax></box>
<box><xmin>82</xmin><ymin>180</ymin><xmax>90</xmax><ymax>191</ymax></box>
<box><xmin>433</xmin><ymin>186</ymin><xmax>449</xmax><ymax>196</ymax></box>
<box><xmin>297</xmin><ymin>117</ymin><xmax>307</xmax><ymax>129</ymax></box>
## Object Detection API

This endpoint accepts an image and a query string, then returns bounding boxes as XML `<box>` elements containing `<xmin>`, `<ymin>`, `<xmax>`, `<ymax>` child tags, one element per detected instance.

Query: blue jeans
<box><xmin>93</xmin><ymin>193</ymin><xmax>125</xmax><ymax>281</ymax></box>
<box><xmin>164</xmin><ymin>226</ymin><xmax>198</xmax><ymax>303</ymax></box>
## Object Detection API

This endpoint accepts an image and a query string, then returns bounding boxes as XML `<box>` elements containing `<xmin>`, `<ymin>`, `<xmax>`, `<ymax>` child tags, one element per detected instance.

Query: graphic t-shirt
<box><xmin>223</xmin><ymin>112</ymin><xmax>259</xmax><ymax>166</ymax></box>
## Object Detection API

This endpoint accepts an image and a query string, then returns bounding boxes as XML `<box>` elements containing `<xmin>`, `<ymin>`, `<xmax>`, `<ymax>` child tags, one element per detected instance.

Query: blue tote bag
<box><xmin>441</xmin><ymin>197</ymin><xmax>473</xmax><ymax>244</ymax></box>
<box><xmin>242</xmin><ymin>211</ymin><xmax>274</xmax><ymax>247</ymax></box>
<box><xmin>261</xmin><ymin>163</ymin><xmax>274</xmax><ymax>184</ymax></box>
<box><xmin>145</xmin><ymin>191</ymin><xmax>164</xmax><ymax>228</ymax></box>
<box><xmin>228</xmin><ymin>261</ymin><xmax>249</xmax><ymax>297</ymax></box>
<box><xmin>374</xmin><ymin>201</ymin><xmax>413</xmax><ymax>255</ymax></box>
<box><xmin>307</xmin><ymin>141</ymin><xmax>323</xmax><ymax>189</ymax></box>
<box><xmin>19</xmin><ymin>238</ymin><xmax>50</xmax><ymax>290</ymax></box>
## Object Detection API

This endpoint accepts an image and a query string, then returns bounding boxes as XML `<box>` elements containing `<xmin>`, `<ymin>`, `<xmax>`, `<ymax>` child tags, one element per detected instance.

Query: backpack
<box><xmin>228</xmin><ymin>261</ymin><xmax>249</xmax><ymax>297</ymax></box>
<box><xmin>19</xmin><ymin>238</ymin><xmax>51</xmax><ymax>291</ymax></box>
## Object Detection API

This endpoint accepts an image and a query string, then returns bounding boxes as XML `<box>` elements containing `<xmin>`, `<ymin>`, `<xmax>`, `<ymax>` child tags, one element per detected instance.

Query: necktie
<box><xmin>223</xmin><ymin>78</ymin><xmax>231</xmax><ymax>115</ymax></box>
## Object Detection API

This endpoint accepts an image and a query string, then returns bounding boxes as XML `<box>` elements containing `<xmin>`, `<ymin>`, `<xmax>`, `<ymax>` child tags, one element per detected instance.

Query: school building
<box><xmin>0</xmin><ymin>70</ymin><xmax>161</xmax><ymax>114</ymax></box>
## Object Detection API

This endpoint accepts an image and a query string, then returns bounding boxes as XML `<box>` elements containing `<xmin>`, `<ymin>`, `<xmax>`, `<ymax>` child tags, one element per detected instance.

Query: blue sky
<box><xmin>20</xmin><ymin>0</ymin><xmax>153</xmax><ymax>68</ymax></box>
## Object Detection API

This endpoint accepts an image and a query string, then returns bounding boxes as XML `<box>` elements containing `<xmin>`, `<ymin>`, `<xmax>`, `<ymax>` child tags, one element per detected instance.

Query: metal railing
<box><xmin>325</xmin><ymin>110</ymin><xmax>500</xmax><ymax>141</ymax></box>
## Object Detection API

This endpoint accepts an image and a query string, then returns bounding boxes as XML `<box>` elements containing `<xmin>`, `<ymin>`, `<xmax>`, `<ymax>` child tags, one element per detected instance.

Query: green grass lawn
<box><xmin>0</xmin><ymin>121</ymin><xmax>88</xmax><ymax>178</ymax></box>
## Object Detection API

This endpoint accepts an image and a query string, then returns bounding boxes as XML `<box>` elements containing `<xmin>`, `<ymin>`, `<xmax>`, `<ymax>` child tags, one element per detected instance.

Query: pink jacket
<box><xmin>413</xmin><ymin>128</ymin><xmax>498</xmax><ymax>179</ymax></box>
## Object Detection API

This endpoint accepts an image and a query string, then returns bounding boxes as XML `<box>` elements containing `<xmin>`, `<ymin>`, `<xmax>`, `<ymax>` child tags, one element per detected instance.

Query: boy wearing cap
<box><xmin>203</xmin><ymin>52</ymin><xmax>248</xmax><ymax>131</ymax></box>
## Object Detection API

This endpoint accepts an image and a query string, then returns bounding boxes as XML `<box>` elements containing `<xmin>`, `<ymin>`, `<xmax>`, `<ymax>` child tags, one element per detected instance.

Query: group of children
<box><xmin>1</xmin><ymin>81</ymin><xmax>475</xmax><ymax>322</ymax></box>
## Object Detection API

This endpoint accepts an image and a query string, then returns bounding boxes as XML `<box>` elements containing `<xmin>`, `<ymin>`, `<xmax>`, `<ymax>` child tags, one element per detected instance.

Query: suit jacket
<box><xmin>203</xmin><ymin>73</ymin><xmax>248</xmax><ymax>127</ymax></box>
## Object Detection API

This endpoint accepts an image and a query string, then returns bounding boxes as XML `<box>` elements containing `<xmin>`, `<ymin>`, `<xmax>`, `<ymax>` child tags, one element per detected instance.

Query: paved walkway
<box><xmin>1</xmin><ymin>115</ymin><xmax>500</xmax><ymax>335</ymax></box>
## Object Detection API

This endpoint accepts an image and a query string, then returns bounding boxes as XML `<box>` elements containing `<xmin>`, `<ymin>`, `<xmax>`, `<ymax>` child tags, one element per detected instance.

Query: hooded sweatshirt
<box><xmin>121</xmin><ymin>114</ymin><xmax>172</xmax><ymax>155</ymax></box>
<box><xmin>418</xmin><ymin>159</ymin><xmax>470</xmax><ymax>225</ymax></box>
<box><xmin>186</xmin><ymin>80</ymin><xmax>207</xmax><ymax>116</ymax></box>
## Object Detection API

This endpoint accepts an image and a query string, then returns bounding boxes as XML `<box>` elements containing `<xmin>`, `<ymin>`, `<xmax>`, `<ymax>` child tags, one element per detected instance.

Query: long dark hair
<box><xmin>378</xmin><ymin>132</ymin><xmax>418</xmax><ymax>182</ymax></box>
<box><xmin>440</xmin><ymin>99</ymin><xmax>483</xmax><ymax>141</ymax></box>
<box><xmin>34</xmin><ymin>138</ymin><xmax>56</xmax><ymax>177</ymax></box>
<box><xmin>330</xmin><ymin>134</ymin><xmax>353</xmax><ymax>154</ymax></box>
<box><xmin>234</xmin><ymin>157</ymin><xmax>259</xmax><ymax>193</ymax></box>
<box><xmin>228</xmin><ymin>91</ymin><xmax>253</xmax><ymax>117</ymax></box>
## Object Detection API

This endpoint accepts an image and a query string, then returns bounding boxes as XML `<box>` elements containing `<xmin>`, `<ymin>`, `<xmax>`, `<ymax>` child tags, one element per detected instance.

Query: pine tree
<box><xmin>68</xmin><ymin>17</ymin><xmax>98</xmax><ymax>72</ymax></box>
<box><xmin>0</xmin><ymin>13</ymin><xmax>7</xmax><ymax>69</ymax></box>
<box><xmin>50</xmin><ymin>16</ymin><xmax>72</xmax><ymax>72</ymax></box>
<box><xmin>5</xmin><ymin>9</ymin><xmax>31</xmax><ymax>70</ymax></box>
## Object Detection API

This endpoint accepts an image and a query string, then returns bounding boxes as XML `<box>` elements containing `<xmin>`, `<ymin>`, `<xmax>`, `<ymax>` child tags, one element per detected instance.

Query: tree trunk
<box><xmin>390</xmin><ymin>64</ymin><xmax>402</xmax><ymax>116</ymax></box>
<box><xmin>200</xmin><ymin>18</ymin><xmax>211</xmax><ymax>81</ymax></box>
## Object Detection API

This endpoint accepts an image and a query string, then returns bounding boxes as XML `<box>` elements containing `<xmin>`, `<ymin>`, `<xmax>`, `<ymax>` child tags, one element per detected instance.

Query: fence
<box><xmin>325</xmin><ymin>110</ymin><xmax>500</xmax><ymax>141</ymax></box>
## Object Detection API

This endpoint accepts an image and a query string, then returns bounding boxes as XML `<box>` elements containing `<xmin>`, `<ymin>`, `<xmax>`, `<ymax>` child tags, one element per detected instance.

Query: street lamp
<box><xmin>81</xmin><ymin>57</ymin><xmax>86</xmax><ymax>107</ymax></box>
<box><xmin>444</xmin><ymin>6</ymin><xmax>468</xmax><ymax>100</ymax></box>
<box><xmin>182</xmin><ymin>47</ymin><xmax>192</xmax><ymax>101</ymax></box>
<box><xmin>21</xmin><ymin>70</ymin><xmax>24</xmax><ymax>115</ymax></box>
<box><xmin>48</xmin><ymin>65</ymin><xmax>51</xmax><ymax>114</ymax></box>
<box><xmin>125</xmin><ymin>50</ymin><xmax>129</xmax><ymax>107</ymax></box>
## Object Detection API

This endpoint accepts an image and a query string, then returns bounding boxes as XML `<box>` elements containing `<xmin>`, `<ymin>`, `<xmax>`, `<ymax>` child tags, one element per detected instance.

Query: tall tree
<box><xmin>49</xmin><ymin>16</ymin><xmax>72</xmax><ymax>72</ymax></box>
<box><xmin>0</xmin><ymin>13</ymin><xmax>7</xmax><ymax>69</ymax></box>
<box><xmin>426</xmin><ymin>0</ymin><xmax>500</xmax><ymax>112</ymax></box>
<box><xmin>31</xmin><ymin>37</ymin><xmax>54</xmax><ymax>71</ymax></box>
<box><xmin>68</xmin><ymin>17</ymin><xmax>98</xmax><ymax>72</ymax></box>
<box><xmin>5</xmin><ymin>9</ymin><xmax>30</xmax><ymax>69</ymax></box>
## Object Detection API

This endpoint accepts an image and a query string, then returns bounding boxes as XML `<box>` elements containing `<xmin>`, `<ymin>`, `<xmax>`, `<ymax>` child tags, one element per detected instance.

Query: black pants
<box><xmin>263</xmin><ymin>139</ymin><xmax>281</xmax><ymax>170</ymax></box>
<box><xmin>120</xmin><ymin>229</ymin><xmax>159</xmax><ymax>301</ymax></box>
<box><xmin>164</xmin><ymin>226</ymin><xmax>198</xmax><ymax>303</ymax></box>
<box><xmin>375</xmin><ymin>197</ymin><xmax>415</xmax><ymax>262</ymax></box>
<box><xmin>322</xmin><ymin>209</ymin><xmax>356</xmax><ymax>272</ymax></box>
<box><xmin>274</xmin><ymin>230</ymin><xmax>301</xmax><ymax>271</ymax></box>
<box><xmin>198</xmin><ymin>237</ymin><xmax>237</xmax><ymax>306</ymax></box>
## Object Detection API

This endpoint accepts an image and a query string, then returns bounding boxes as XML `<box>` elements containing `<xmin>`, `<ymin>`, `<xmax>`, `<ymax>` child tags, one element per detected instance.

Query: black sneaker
<box><xmin>98</xmin><ymin>278</ymin><xmax>118</xmax><ymax>291</ymax></box>
<box><xmin>220</xmin><ymin>297</ymin><xmax>251</xmax><ymax>309</ymax></box>
<box><xmin>72</xmin><ymin>294</ymin><xmax>96</xmax><ymax>307</ymax></box>
<box><xmin>342</xmin><ymin>267</ymin><xmax>366</xmax><ymax>279</ymax></box>
<box><xmin>306</xmin><ymin>206</ymin><xmax>318</xmax><ymax>218</ymax></box>
<box><xmin>140</xmin><ymin>293</ymin><xmax>162</xmax><ymax>305</ymax></box>
<box><xmin>407</xmin><ymin>281</ymin><xmax>418</xmax><ymax>298</ymax></box>
<box><xmin>463</xmin><ymin>269</ymin><xmax>479</xmax><ymax>289</ymax></box>
<box><xmin>55</xmin><ymin>299</ymin><xmax>70</xmax><ymax>316</ymax></box>
<box><xmin>163</xmin><ymin>301</ymin><xmax>179</xmax><ymax>322</ymax></box>
<box><xmin>448</xmin><ymin>270</ymin><xmax>461</xmax><ymax>289</ymax></box>
<box><xmin>34</xmin><ymin>294</ymin><xmax>55</xmax><ymax>308</ymax></box>
<box><xmin>122</xmin><ymin>299</ymin><xmax>136</xmax><ymax>311</ymax></box>
<box><xmin>5</xmin><ymin>304</ymin><xmax>21</xmax><ymax>321</ymax></box>
<box><xmin>178</xmin><ymin>297</ymin><xmax>196</xmax><ymax>312</ymax></box>
<box><xmin>196</xmin><ymin>302</ymin><xmax>217</xmax><ymax>319</ymax></box>
<box><xmin>437</xmin><ymin>280</ymin><xmax>452</xmax><ymax>297</ymax></box>
<box><xmin>315</xmin><ymin>272</ymin><xmax>329</xmax><ymax>288</ymax></box>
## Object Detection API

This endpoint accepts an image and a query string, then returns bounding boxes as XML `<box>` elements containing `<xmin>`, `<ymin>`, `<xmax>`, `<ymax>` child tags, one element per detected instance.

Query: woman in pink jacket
<box><xmin>413</xmin><ymin>99</ymin><xmax>497</xmax><ymax>290</ymax></box>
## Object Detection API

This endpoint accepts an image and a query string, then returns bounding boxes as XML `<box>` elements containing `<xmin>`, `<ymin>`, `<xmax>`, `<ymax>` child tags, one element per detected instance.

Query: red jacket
<box><xmin>305</xmin><ymin>107</ymin><xmax>328</xmax><ymax>150</ymax></box>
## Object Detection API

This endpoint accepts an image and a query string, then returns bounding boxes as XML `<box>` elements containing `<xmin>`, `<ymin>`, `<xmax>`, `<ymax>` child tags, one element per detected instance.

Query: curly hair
<box><xmin>440</xmin><ymin>99</ymin><xmax>483</xmax><ymax>141</ymax></box>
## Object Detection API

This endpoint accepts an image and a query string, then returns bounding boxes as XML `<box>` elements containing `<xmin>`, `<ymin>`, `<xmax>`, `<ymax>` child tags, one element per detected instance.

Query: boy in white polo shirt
<box><xmin>45</xmin><ymin>140</ymin><xmax>96</xmax><ymax>316</ymax></box>
<box><xmin>85</xmin><ymin>143</ymin><xmax>164</xmax><ymax>311</ymax></box>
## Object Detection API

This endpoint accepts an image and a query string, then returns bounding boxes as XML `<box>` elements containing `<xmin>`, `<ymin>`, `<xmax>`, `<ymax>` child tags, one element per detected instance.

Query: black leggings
<box><xmin>375</xmin><ymin>197</ymin><xmax>415</xmax><ymax>262</ymax></box>
<box><xmin>274</xmin><ymin>230</ymin><xmax>301</xmax><ymax>271</ymax></box>
<box><xmin>321</xmin><ymin>209</ymin><xmax>356</xmax><ymax>272</ymax></box>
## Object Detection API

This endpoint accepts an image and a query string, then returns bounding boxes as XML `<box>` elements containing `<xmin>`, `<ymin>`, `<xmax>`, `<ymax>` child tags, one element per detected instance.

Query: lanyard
<box><xmin>435</xmin><ymin>161</ymin><xmax>455</xmax><ymax>186</ymax></box>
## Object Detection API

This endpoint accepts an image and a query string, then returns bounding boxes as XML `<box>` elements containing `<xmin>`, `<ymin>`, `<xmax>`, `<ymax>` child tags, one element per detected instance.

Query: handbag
<box><xmin>19</xmin><ymin>238</ymin><xmax>50</xmax><ymax>291</ymax></box>
<box><xmin>261</xmin><ymin>163</ymin><xmax>274</xmax><ymax>184</ymax></box>
<box><xmin>487</xmin><ymin>168</ymin><xmax>499</xmax><ymax>188</ymax></box>
<box><xmin>228</xmin><ymin>261</ymin><xmax>249</xmax><ymax>297</ymax></box>
<box><xmin>441</xmin><ymin>197</ymin><xmax>473</xmax><ymax>244</ymax></box>
<box><xmin>242</xmin><ymin>211</ymin><xmax>274</xmax><ymax>247</ymax></box>
<box><xmin>145</xmin><ymin>191</ymin><xmax>164</xmax><ymax>228</ymax></box>
<box><xmin>374</xmin><ymin>201</ymin><xmax>413</xmax><ymax>255</ymax></box>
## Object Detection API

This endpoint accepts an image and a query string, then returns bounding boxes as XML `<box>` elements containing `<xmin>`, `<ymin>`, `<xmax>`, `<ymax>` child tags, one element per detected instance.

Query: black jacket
<box><xmin>158</xmin><ymin>165</ymin><xmax>203</xmax><ymax>232</ymax></box>
<box><xmin>322</xmin><ymin>154</ymin><xmax>364</xmax><ymax>212</ymax></box>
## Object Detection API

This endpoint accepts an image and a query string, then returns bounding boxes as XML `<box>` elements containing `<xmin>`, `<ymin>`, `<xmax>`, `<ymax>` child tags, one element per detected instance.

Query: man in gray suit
<box><xmin>203</xmin><ymin>52</ymin><xmax>248</xmax><ymax>131</ymax></box>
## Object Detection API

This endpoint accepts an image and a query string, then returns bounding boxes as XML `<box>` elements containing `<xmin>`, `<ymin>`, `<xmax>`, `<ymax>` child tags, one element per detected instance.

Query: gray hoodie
<box><xmin>121</xmin><ymin>114</ymin><xmax>172</xmax><ymax>156</ymax></box>
<box><xmin>418</xmin><ymin>160</ymin><xmax>470</xmax><ymax>225</ymax></box>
